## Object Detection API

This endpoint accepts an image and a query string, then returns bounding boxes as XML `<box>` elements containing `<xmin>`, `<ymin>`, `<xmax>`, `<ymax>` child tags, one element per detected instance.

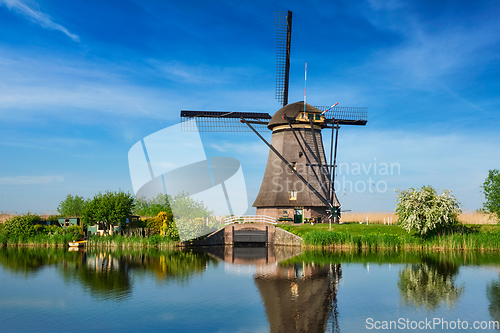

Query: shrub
<box><xmin>33</xmin><ymin>224</ymin><xmax>46</xmax><ymax>234</ymax></box>
<box><xmin>145</xmin><ymin>217</ymin><xmax>161</xmax><ymax>235</ymax></box>
<box><xmin>175</xmin><ymin>217</ymin><xmax>220</xmax><ymax>241</ymax></box>
<box><xmin>158</xmin><ymin>211</ymin><xmax>179</xmax><ymax>240</ymax></box>
<box><xmin>45</xmin><ymin>225</ymin><xmax>63</xmax><ymax>235</ymax></box>
<box><xmin>65</xmin><ymin>225</ymin><xmax>83</xmax><ymax>238</ymax></box>
<box><xmin>4</xmin><ymin>213</ymin><xmax>39</xmax><ymax>237</ymax></box>
<box><xmin>396</xmin><ymin>186</ymin><xmax>461</xmax><ymax>236</ymax></box>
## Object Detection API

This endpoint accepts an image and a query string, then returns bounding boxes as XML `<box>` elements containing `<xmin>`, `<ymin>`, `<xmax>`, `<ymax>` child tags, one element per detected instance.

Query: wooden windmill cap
<box><xmin>268</xmin><ymin>101</ymin><xmax>322</xmax><ymax>130</ymax></box>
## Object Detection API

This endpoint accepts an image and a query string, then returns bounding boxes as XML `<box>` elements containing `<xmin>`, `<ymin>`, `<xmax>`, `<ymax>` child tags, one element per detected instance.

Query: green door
<box><xmin>294</xmin><ymin>209</ymin><xmax>303</xmax><ymax>223</ymax></box>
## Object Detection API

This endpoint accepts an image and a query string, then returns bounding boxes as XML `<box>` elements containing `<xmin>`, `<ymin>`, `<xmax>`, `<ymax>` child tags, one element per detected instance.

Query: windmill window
<box><xmin>290</xmin><ymin>191</ymin><xmax>297</xmax><ymax>200</ymax></box>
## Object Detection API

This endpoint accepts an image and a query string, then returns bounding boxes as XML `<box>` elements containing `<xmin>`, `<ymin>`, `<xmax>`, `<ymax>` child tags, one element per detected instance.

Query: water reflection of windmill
<box><xmin>201</xmin><ymin>246</ymin><xmax>342</xmax><ymax>332</ymax></box>
<box><xmin>255</xmin><ymin>262</ymin><xmax>342</xmax><ymax>333</ymax></box>
<box><xmin>181</xmin><ymin>11</ymin><xmax>367</xmax><ymax>223</ymax></box>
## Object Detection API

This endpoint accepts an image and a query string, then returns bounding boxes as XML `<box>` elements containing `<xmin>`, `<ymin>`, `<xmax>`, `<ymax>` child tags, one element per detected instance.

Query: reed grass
<box><xmin>86</xmin><ymin>235</ymin><xmax>176</xmax><ymax>249</ymax></box>
<box><xmin>296</xmin><ymin>228</ymin><xmax>500</xmax><ymax>251</ymax></box>
<box><xmin>0</xmin><ymin>233</ymin><xmax>177</xmax><ymax>249</ymax></box>
<box><xmin>0</xmin><ymin>211</ymin><xmax>18</xmax><ymax>224</ymax></box>
<box><xmin>341</xmin><ymin>211</ymin><xmax>498</xmax><ymax>225</ymax></box>
<box><xmin>0</xmin><ymin>233</ymin><xmax>76</xmax><ymax>247</ymax></box>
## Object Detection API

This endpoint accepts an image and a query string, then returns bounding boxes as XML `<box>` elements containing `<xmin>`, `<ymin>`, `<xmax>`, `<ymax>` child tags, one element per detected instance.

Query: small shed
<box><xmin>125</xmin><ymin>215</ymin><xmax>140</xmax><ymax>224</ymax></box>
<box><xmin>58</xmin><ymin>218</ymin><xmax>81</xmax><ymax>228</ymax></box>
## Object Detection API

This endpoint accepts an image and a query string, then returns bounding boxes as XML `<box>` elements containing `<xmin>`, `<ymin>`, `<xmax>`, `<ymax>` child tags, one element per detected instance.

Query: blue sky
<box><xmin>0</xmin><ymin>0</ymin><xmax>499</xmax><ymax>214</ymax></box>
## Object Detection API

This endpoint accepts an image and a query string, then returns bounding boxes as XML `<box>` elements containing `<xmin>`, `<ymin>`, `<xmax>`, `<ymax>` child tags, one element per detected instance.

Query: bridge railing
<box><xmin>222</xmin><ymin>215</ymin><xmax>278</xmax><ymax>225</ymax></box>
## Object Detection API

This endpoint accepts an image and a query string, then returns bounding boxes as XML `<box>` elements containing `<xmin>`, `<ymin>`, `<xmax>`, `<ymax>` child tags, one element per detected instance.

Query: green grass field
<box><xmin>280</xmin><ymin>222</ymin><xmax>407</xmax><ymax>237</ymax></box>
<box><xmin>278</xmin><ymin>222</ymin><xmax>500</xmax><ymax>250</ymax></box>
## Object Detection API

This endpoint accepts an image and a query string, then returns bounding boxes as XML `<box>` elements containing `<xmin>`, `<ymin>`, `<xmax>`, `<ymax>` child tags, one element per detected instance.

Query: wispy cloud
<box><xmin>0</xmin><ymin>0</ymin><xmax>79</xmax><ymax>42</ymax></box>
<box><xmin>0</xmin><ymin>175</ymin><xmax>64</xmax><ymax>185</ymax></box>
<box><xmin>0</xmin><ymin>136</ymin><xmax>94</xmax><ymax>150</ymax></box>
<box><xmin>0</xmin><ymin>50</ymin><xmax>276</xmax><ymax>122</ymax></box>
<box><xmin>208</xmin><ymin>141</ymin><xmax>268</xmax><ymax>156</ymax></box>
<box><xmin>148</xmin><ymin>60</ymin><xmax>268</xmax><ymax>85</ymax></box>
<box><xmin>357</xmin><ymin>3</ymin><xmax>500</xmax><ymax>89</ymax></box>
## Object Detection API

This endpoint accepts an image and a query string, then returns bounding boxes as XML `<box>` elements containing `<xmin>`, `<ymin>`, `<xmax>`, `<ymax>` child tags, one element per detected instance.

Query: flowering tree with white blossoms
<box><xmin>395</xmin><ymin>186</ymin><xmax>461</xmax><ymax>235</ymax></box>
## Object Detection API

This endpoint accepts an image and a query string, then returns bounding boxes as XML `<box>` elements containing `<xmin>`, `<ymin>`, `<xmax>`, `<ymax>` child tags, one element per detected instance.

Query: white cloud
<box><xmin>0</xmin><ymin>0</ymin><xmax>79</xmax><ymax>41</ymax></box>
<box><xmin>0</xmin><ymin>175</ymin><xmax>64</xmax><ymax>185</ymax></box>
<box><xmin>148</xmin><ymin>59</ymin><xmax>268</xmax><ymax>85</ymax></box>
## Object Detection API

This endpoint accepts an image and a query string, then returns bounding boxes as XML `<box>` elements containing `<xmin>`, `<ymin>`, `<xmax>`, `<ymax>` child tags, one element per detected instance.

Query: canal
<box><xmin>1</xmin><ymin>246</ymin><xmax>500</xmax><ymax>332</ymax></box>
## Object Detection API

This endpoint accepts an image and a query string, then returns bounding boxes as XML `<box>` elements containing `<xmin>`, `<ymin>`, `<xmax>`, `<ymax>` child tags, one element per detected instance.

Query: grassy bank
<box><xmin>0</xmin><ymin>233</ymin><xmax>78</xmax><ymax>247</ymax></box>
<box><xmin>86</xmin><ymin>234</ymin><xmax>177</xmax><ymax>248</ymax></box>
<box><xmin>279</xmin><ymin>223</ymin><xmax>500</xmax><ymax>250</ymax></box>
<box><xmin>0</xmin><ymin>233</ymin><xmax>178</xmax><ymax>248</ymax></box>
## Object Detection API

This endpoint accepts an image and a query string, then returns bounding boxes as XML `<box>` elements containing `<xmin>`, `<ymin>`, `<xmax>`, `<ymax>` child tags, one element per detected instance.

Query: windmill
<box><xmin>180</xmin><ymin>11</ymin><xmax>367</xmax><ymax>224</ymax></box>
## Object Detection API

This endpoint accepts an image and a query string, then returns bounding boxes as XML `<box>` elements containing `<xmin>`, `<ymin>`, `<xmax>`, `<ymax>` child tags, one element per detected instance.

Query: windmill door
<box><xmin>294</xmin><ymin>209</ymin><xmax>303</xmax><ymax>224</ymax></box>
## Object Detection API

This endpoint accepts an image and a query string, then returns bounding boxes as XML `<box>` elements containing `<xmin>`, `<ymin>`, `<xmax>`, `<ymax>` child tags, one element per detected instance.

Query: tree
<box><xmin>395</xmin><ymin>186</ymin><xmax>461</xmax><ymax>235</ymax></box>
<box><xmin>57</xmin><ymin>194</ymin><xmax>86</xmax><ymax>217</ymax></box>
<box><xmin>81</xmin><ymin>190</ymin><xmax>135</xmax><ymax>232</ymax></box>
<box><xmin>169</xmin><ymin>192</ymin><xmax>213</xmax><ymax>221</ymax></box>
<box><xmin>482</xmin><ymin>169</ymin><xmax>500</xmax><ymax>221</ymax></box>
<box><xmin>133</xmin><ymin>194</ymin><xmax>172</xmax><ymax>217</ymax></box>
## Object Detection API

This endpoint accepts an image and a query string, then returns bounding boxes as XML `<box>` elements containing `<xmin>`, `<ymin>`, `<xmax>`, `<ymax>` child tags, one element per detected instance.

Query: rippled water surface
<box><xmin>1</xmin><ymin>246</ymin><xmax>500</xmax><ymax>332</ymax></box>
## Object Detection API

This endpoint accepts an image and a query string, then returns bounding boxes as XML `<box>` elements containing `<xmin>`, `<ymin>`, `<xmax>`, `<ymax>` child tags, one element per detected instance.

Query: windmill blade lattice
<box><xmin>181</xmin><ymin>110</ymin><xmax>272</xmax><ymax>132</ymax></box>
<box><xmin>316</xmin><ymin>106</ymin><xmax>368</xmax><ymax>126</ymax></box>
<box><xmin>275</xmin><ymin>10</ymin><xmax>292</xmax><ymax>107</ymax></box>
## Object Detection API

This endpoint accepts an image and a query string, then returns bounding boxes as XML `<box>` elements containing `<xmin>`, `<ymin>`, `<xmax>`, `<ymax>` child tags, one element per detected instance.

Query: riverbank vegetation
<box><xmin>0</xmin><ymin>190</ymin><xmax>217</xmax><ymax>247</ymax></box>
<box><xmin>483</xmin><ymin>169</ymin><xmax>500</xmax><ymax>221</ymax></box>
<box><xmin>0</xmin><ymin>212</ymin><xmax>180</xmax><ymax>248</ymax></box>
<box><xmin>280</xmin><ymin>223</ymin><xmax>500</xmax><ymax>250</ymax></box>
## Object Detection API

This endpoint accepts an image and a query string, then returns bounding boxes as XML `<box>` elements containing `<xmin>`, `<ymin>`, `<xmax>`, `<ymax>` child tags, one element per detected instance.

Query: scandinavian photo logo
<box><xmin>128</xmin><ymin>120</ymin><xmax>248</xmax><ymax>241</ymax></box>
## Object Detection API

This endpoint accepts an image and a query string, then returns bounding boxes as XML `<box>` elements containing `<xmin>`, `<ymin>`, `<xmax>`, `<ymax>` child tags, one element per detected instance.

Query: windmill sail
<box><xmin>317</xmin><ymin>106</ymin><xmax>368</xmax><ymax>126</ymax></box>
<box><xmin>181</xmin><ymin>110</ymin><xmax>272</xmax><ymax>132</ymax></box>
<box><xmin>275</xmin><ymin>10</ymin><xmax>292</xmax><ymax>107</ymax></box>
<box><xmin>180</xmin><ymin>106</ymin><xmax>367</xmax><ymax>132</ymax></box>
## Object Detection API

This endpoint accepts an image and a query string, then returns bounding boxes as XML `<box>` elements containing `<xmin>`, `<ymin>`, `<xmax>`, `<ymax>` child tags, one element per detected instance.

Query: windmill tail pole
<box><xmin>320</xmin><ymin>102</ymin><xmax>339</xmax><ymax>115</ymax></box>
<box><xmin>303</xmin><ymin>62</ymin><xmax>307</xmax><ymax>117</ymax></box>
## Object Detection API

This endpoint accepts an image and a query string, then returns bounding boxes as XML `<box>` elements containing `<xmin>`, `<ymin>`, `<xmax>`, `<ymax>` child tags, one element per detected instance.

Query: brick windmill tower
<box><xmin>181</xmin><ymin>11</ymin><xmax>367</xmax><ymax>223</ymax></box>
<box><xmin>253</xmin><ymin>101</ymin><xmax>338</xmax><ymax>223</ymax></box>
